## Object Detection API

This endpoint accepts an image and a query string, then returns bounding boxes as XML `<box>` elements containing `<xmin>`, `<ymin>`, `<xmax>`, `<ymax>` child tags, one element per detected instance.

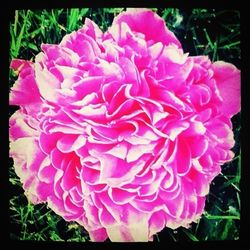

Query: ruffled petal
<box><xmin>111</xmin><ymin>8</ymin><xmax>181</xmax><ymax>48</ymax></box>
<box><xmin>10</xmin><ymin>138</ymin><xmax>46</xmax><ymax>202</ymax></box>
<box><xmin>9</xmin><ymin>59</ymin><xmax>41</xmax><ymax>105</ymax></box>
<box><xmin>9</xmin><ymin>110</ymin><xmax>39</xmax><ymax>141</ymax></box>
<box><xmin>105</xmin><ymin>204</ymin><xmax>149</xmax><ymax>242</ymax></box>
<box><xmin>212</xmin><ymin>61</ymin><xmax>241</xmax><ymax>117</ymax></box>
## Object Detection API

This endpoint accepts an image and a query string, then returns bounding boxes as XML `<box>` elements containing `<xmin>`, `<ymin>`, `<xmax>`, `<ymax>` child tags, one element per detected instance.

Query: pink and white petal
<box><xmin>206</xmin><ymin>118</ymin><xmax>235</xmax><ymax>149</ymax></box>
<box><xmin>196</xmin><ymin>196</ymin><xmax>206</xmax><ymax>216</ymax></box>
<box><xmin>108</xmin><ymin>187</ymin><xmax>137</xmax><ymax>205</ymax></box>
<box><xmin>186</xmin><ymin>135</ymin><xmax>209</xmax><ymax>158</ymax></box>
<box><xmin>82</xmin><ymin>18</ymin><xmax>103</xmax><ymax>40</ymax></box>
<box><xmin>36</xmin><ymin>182</ymin><xmax>54</xmax><ymax>201</ymax></box>
<box><xmin>181</xmin><ymin>120</ymin><xmax>206</xmax><ymax>137</ymax></box>
<box><xmin>99</xmin><ymin>155</ymin><xmax>144</xmax><ymax>186</ymax></box>
<box><xmin>106</xmin><ymin>205</ymin><xmax>149</xmax><ymax>242</ymax></box>
<box><xmin>126</xmin><ymin>143</ymin><xmax>155</xmax><ymax>163</ymax></box>
<box><xmin>106</xmin><ymin>225</ymin><xmax>132</xmax><ymax>242</ymax></box>
<box><xmin>162</xmin><ymin>45</ymin><xmax>188</xmax><ymax>64</ymax></box>
<box><xmin>164</xmin><ymin>190</ymin><xmax>185</xmax><ymax>218</ymax></box>
<box><xmin>41</xmin><ymin>43</ymin><xmax>79</xmax><ymax>66</ymax></box>
<box><xmin>148</xmin><ymin>42</ymin><xmax>164</xmax><ymax>60</ymax></box>
<box><xmin>10</xmin><ymin>59</ymin><xmax>41</xmax><ymax>105</ymax></box>
<box><xmin>10</xmin><ymin>137</ymin><xmax>46</xmax><ymax>175</ymax></box>
<box><xmin>112</xmin><ymin>8</ymin><xmax>181</xmax><ymax>48</ymax></box>
<box><xmin>187</xmin><ymin>168</ymin><xmax>210</xmax><ymax>196</ymax></box>
<box><xmin>34</xmin><ymin>53</ymin><xmax>61</xmax><ymax>102</ymax></box>
<box><xmin>108</xmin><ymin>84</ymin><xmax>129</xmax><ymax>113</ymax></box>
<box><xmin>106</xmin><ymin>222</ymin><xmax>149</xmax><ymax>242</ymax></box>
<box><xmin>118</xmin><ymin>56</ymin><xmax>140</xmax><ymax>85</ymax></box>
<box><xmin>72</xmin><ymin>76</ymin><xmax>105</xmax><ymax>98</ymax></box>
<box><xmin>39</xmin><ymin>132</ymin><xmax>62</xmax><ymax>155</ymax></box>
<box><xmin>23</xmin><ymin>177</ymin><xmax>43</xmax><ymax>204</ymax></box>
<box><xmin>97</xmin><ymin>191</ymin><xmax>124</xmax><ymax>222</ymax></box>
<box><xmin>63</xmin><ymin>192</ymin><xmax>82</xmax><ymax>215</ymax></box>
<box><xmin>88</xmin><ymin>228</ymin><xmax>108</xmax><ymax>242</ymax></box>
<box><xmin>10</xmin><ymin>58</ymin><xmax>33</xmax><ymax>71</ymax></box>
<box><xmin>69</xmin><ymin>186</ymin><xmax>83</xmax><ymax>203</ymax></box>
<box><xmin>80</xmin><ymin>166</ymin><xmax>100</xmax><ymax>185</ymax></box>
<box><xmin>83</xmin><ymin>201</ymin><xmax>100</xmax><ymax>227</ymax></box>
<box><xmin>212</xmin><ymin>61</ymin><xmax>241</xmax><ymax>117</ymax></box>
<box><xmin>139</xmin><ymin>169</ymin><xmax>166</xmax><ymax>196</ymax></box>
<box><xmin>57</xmin><ymin>134</ymin><xmax>86</xmax><ymax>153</ymax></box>
<box><xmin>105</xmin><ymin>142</ymin><xmax>128</xmax><ymax>160</ymax></box>
<box><xmin>98</xmin><ymin>207</ymin><xmax>117</xmax><ymax>228</ymax></box>
<box><xmin>148</xmin><ymin>210</ymin><xmax>166</xmax><ymax>238</ymax></box>
<box><xmin>163</xmin><ymin>120</ymin><xmax>189</xmax><ymax>141</ymax></box>
<box><xmin>61</xmin><ymin>157</ymin><xmax>81</xmax><ymax>191</ymax></box>
<box><xmin>130</xmin><ymin>197</ymin><xmax>164</xmax><ymax>213</ymax></box>
<box><xmin>47</xmin><ymin>196</ymin><xmax>71</xmax><ymax>218</ymax></box>
<box><xmin>50</xmin><ymin>147</ymin><xmax>72</xmax><ymax>170</ymax></box>
<box><xmin>37</xmin><ymin>156</ymin><xmax>56</xmax><ymax>184</ymax></box>
<box><xmin>173</xmin><ymin>138</ymin><xmax>192</xmax><ymax>176</ymax></box>
<box><xmin>53</xmin><ymin>170</ymin><xmax>64</xmax><ymax>198</ymax></box>
<box><xmin>10</xmin><ymin>138</ymin><xmax>46</xmax><ymax>202</ymax></box>
<box><xmin>153</xmin><ymin>88</ymin><xmax>191</xmax><ymax>112</ymax></box>
<box><xmin>9</xmin><ymin>110</ymin><xmax>39</xmax><ymax>141</ymax></box>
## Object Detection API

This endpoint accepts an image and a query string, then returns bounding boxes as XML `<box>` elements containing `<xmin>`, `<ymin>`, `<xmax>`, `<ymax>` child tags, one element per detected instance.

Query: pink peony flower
<box><xmin>9</xmin><ymin>8</ymin><xmax>240</xmax><ymax>242</ymax></box>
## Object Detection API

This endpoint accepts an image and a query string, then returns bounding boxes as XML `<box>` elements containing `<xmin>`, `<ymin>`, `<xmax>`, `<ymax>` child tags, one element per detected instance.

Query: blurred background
<box><xmin>9</xmin><ymin>8</ymin><xmax>240</xmax><ymax>242</ymax></box>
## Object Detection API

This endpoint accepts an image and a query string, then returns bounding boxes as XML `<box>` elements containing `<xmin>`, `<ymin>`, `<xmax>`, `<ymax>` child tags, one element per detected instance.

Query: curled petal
<box><xmin>61</xmin><ymin>157</ymin><xmax>80</xmax><ymax>191</ymax></box>
<box><xmin>187</xmin><ymin>135</ymin><xmax>209</xmax><ymax>158</ymax></box>
<box><xmin>37</xmin><ymin>156</ymin><xmax>56</xmax><ymax>183</ymax></box>
<box><xmin>35</xmin><ymin>53</ymin><xmax>61</xmax><ymax>102</ymax></box>
<box><xmin>170</xmin><ymin>139</ymin><xmax>191</xmax><ymax>176</ymax></box>
<box><xmin>148</xmin><ymin>210</ymin><xmax>166</xmax><ymax>238</ymax></box>
<box><xmin>108</xmin><ymin>187</ymin><xmax>137</xmax><ymax>205</ymax></box>
<box><xmin>212</xmin><ymin>61</ymin><xmax>241</xmax><ymax>117</ymax></box>
<box><xmin>10</xmin><ymin>59</ymin><xmax>41</xmax><ymax>106</ymax></box>
<box><xmin>9</xmin><ymin>110</ymin><xmax>39</xmax><ymax>141</ymax></box>
<box><xmin>98</xmin><ymin>154</ymin><xmax>144</xmax><ymax>186</ymax></box>
<box><xmin>127</xmin><ymin>143</ymin><xmax>155</xmax><ymax>163</ymax></box>
<box><xmin>88</xmin><ymin>228</ymin><xmax>108</xmax><ymax>242</ymax></box>
<box><xmin>112</xmin><ymin>8</ymin><xmax>181</xmax><ymax>48</ymax></box>
<box><xmin>57</xmin><ymin>134</ymin><xmax>87</xmax><ymax>153</ymax></box>
<box><xmin>39</xmin><ymin>132</ymin><xmax>61</xmax><ymax>155</ymax></box>
<box><xmin>105</xmin><ymin>204</ymin><xmax>149</xmax><ymax>242</ymax></box>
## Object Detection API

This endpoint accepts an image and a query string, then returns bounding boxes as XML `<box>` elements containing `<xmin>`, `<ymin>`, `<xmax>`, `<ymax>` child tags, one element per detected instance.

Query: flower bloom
<box><xmin>9</xmin><ymin>8</ymin><xmax>240</xmax><ymax>241</ymax></box>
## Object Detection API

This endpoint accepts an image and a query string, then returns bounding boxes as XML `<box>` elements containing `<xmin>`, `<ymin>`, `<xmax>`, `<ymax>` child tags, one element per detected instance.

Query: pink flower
<box><xmin>9</xmin><ymin>8</ymin><xmax>240</xmax><ymax>242</ymax></box>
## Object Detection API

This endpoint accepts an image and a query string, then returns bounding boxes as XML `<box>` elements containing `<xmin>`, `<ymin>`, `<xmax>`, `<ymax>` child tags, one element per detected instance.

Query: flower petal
<box><xmin>212</xmin><ymin>61</ymin><xmax>241</xmax><ymax>117</ymax></box>
<box><xmin>112</xmin><ymin>8</ymin><xmax>181</xmax><ymax>48</ymax></box>
<box><xmin>10</xmin><ymin>59</ymin><xmax>41</xmax><ymax>106</ymax></box>
<box><xmin>9</xmin><ymin>110</ymin><xmax>39</xmax><ymax>141</ymax></box>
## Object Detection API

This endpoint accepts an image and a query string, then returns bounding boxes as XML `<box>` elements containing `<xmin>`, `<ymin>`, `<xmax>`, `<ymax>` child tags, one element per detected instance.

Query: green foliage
<box><xmin>9</xmin><ymin>8</ymin><xmax>240</xmax><ymax>242</ymax></box>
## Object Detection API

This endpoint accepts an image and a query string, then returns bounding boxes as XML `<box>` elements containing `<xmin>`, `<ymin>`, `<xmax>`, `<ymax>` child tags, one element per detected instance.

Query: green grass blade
<box><xmin>203</xmin><ymin>28</ymin><xmax>214</xmax><ymax>50</ymax></box>
<box><xmin>14</xmin><ymin>10</ymin><xmax>18</xmax><ymax>36</ymax></box>
<box><xmin>14</xmin><ymin>10</ymin><xmax>30</xmax><ymax>58</ymax></box>
<box><xmin>182</xmin><ymin>228</ymin><xmax>199</xmax><ymax>241</ymax></box>
<box><xmin>68</xmin><ymin>8</ymin><xmax>79</xmax><ymax>31</ymax></box>
<box><xmin>204</xmin><ymin>214</ymin><xmax>240</xmax><ymax>220</ymax></box>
